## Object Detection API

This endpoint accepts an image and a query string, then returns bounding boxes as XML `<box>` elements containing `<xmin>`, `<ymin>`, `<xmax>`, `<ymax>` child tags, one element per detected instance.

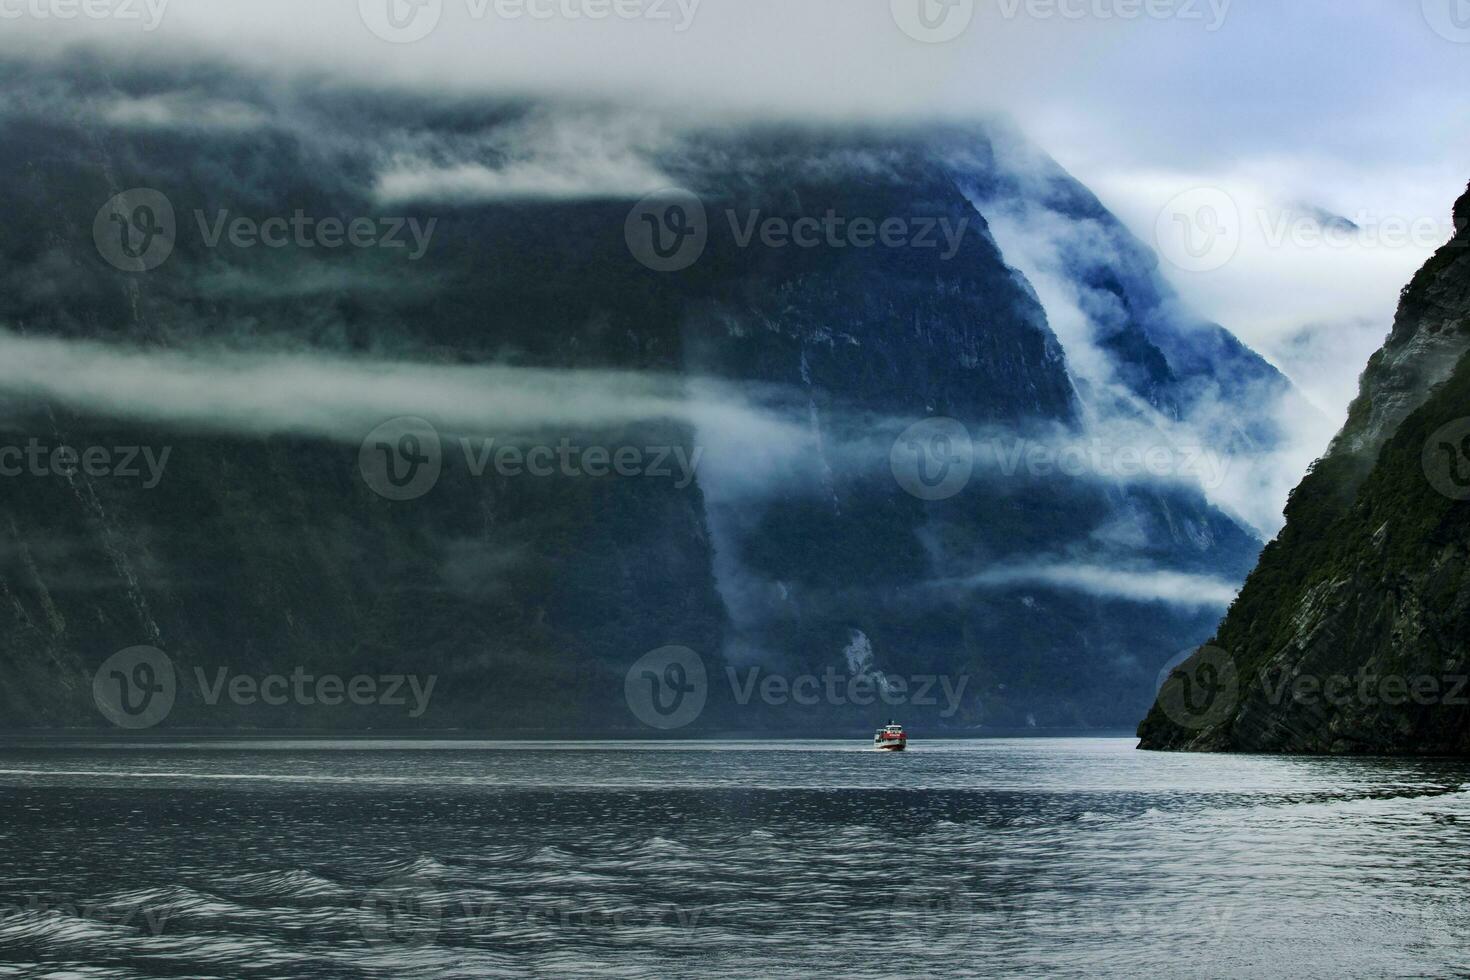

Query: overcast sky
<box><xmin>4</xmin><ymin>0</ymin><xmax>1468</xmax><ymax>427</ymax></box>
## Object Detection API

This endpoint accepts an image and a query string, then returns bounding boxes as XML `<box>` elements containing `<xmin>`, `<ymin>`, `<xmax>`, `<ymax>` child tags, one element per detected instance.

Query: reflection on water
<box><xmin>1</xmin><ymin>738</ymin><xmax>1468</xmax><ymax>978</ymax></box>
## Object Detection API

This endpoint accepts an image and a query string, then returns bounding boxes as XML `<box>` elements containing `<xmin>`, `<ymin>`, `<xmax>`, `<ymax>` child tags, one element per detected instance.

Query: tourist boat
<box><xmin>873</xmin><ymin>722</ymin><xmax>907</xmax><ymax>751</ymax></box>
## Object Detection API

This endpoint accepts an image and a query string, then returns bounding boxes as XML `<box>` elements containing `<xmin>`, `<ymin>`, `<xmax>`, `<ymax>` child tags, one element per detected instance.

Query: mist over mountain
<box><xmin>0</xmin><ymin>53</ymin><xmax>1304</xmax><ymax>732</ymax></box>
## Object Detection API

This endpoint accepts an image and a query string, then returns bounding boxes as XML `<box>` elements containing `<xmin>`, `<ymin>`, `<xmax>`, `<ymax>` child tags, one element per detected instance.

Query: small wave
<box><xmin>0</xmin><ymin>909</ymin><xmax>133</xmax><ymax>945</ymax></box>
<box><xmin>93</xmin><ymin>884</ymin><xmax>244</xmax><ymax>921</ymax></box>
<box><xmin>0</xmin><ymin>966</ymin><xmax>159</xmax><ymax>980</ymax></box>
<box><xmin>634</xmin><ymin>837</ymin><xmax>692</xmax><ymax>858</ymax></box>
<box><xmin>828</xmin><ymin>825</ymin><xmax>886</xmax><ymax>844</ymax></box>
<box><xmin>213</xmin><ymin>869</ymin><xmax>352</xmax><ymax>901</ymax></box>
<box><xmin>1003</xmin><ymin>814</ymin><xmax>1050</xmax><ymax>826</ymax></box>
<box><xmin>526</xmin><ymin>847</ymin><xmax>576</xmax><ymax>866</ymax></box>
<box><xmin>386</xmin><ymin>856</ymin><xmax>458</xmax><ymax>879</ymax></box>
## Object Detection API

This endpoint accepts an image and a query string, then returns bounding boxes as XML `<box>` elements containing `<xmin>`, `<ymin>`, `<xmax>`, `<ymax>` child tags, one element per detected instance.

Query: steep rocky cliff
<box><xmin>0</xmin><ymin>54</ymin><xmax>1290</xmax><ymax>732</ymax></box>
<box><xmin>1139</xmin><ymin>182</ymin><xmax>1470</xmax><ymax>753</ymax></box>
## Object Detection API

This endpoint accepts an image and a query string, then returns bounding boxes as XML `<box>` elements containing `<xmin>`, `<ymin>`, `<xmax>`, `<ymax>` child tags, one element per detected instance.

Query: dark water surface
<box><xmin>1</xmin><ymin>738</ymin><xmax>1468</xmax><ymax>978</ymax></box>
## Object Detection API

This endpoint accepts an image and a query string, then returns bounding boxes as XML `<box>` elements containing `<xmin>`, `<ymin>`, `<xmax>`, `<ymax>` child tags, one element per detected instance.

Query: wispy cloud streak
<box><xmin>0</xmin><ymin>332</ymin><xmax>803</xmax><ymax>448</ymax></box>
<box><xmin>943</xmin><ymin>562</ymin><xmax>1240</xmax><ymax>608</ymax></box>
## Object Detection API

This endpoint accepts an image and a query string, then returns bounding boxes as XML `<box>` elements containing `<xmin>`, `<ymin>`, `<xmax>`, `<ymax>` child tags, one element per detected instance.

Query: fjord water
<box><xmin>1</xmin><ymin>740</ymin><xmax>1468</xmax><ymax>978</ymax></box>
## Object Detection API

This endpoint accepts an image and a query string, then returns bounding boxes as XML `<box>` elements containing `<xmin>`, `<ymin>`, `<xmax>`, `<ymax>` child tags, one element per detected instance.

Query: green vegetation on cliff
<box><xmin>1139</xmin><ymin>184</ymin><xmax>1470</xmax><ymax>753</ymax></box>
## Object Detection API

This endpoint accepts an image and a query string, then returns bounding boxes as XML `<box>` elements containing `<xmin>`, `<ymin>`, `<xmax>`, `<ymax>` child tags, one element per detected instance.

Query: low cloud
<box><xmin>375</xmin><ymin>158</ymin><xmax>669</xmax><ymax>204</ymax></box>
<box><xmin>1268</xmin><ymin>318</ymin><xmax>1390</xmax><ymax>425</ymax></box>
<box><xmin>949</xmin><ymin>562</ymin><xmax>1240</xmax><ymax>608</ymax></box>
<box><xmin>100</xmin><ymin>93</ymin><xmax>273</xmax><ymax>132</ymax></box>
<box><xmin>1088</xmin><ymin>160</ymin><xmax>1461</xmax><ymax>416</ymax></box>
<box><xmin>373</xmin><ymin>108</ymin><xmax>674</xmax><ymax>204</ymax></box>
<box><xmin>0</xmin><ymin>331</ymin><xmax>804</xmax><ymax>451</ymax></box>
<box><xmin>976</xmin><ymin>175</ymin><xmax>1308</xmax><ymax>536</ymax></box>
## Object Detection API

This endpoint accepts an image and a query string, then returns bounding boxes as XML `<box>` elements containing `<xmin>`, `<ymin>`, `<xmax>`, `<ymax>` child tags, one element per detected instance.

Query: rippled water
<box><xmin>1</xmin><ymin>738</ymin><xmax>1468</xmax><ymax>978</ymax></box>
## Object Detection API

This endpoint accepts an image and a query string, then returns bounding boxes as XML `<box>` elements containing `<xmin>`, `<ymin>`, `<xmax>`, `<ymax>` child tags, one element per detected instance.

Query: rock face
<box><xmin>1139</xmin><ymin>183</ymin><xmax>1470</xmax><ymax>754</ymax></box>
<box><xmin>0</xmin><ymin>56</ymin><xmax>1291</xmax><ymax>732</ymax></box>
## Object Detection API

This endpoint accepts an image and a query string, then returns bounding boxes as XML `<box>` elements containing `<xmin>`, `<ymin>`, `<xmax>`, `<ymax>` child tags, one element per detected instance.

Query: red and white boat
<box><xmin>873</xmin><ymin>722</ymin><xmax>907</xmax><ymax>751</ymax></box>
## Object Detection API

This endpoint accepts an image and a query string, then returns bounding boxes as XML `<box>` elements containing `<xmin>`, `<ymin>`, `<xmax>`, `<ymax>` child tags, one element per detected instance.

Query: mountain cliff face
<box><xmin>1139</xmin><ymin>183</ymin><xmax>1470</xmax><ymax>753</ymax></box>
<box><xmin>0</xmin><ymin>54</ymin><xmax>1292</xmax><ymax>732</ymax></box>
<box><xmin>672</xmin><ymin>125</ymin><xmax>1280</xmax><ymax>729</ymax></box>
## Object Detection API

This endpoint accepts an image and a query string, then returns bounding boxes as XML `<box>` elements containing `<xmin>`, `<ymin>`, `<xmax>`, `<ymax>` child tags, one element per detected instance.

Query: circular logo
<box><xmin>624</xmin><ymin>646</ymin><xmax>707</xmax><ymax>730</ymax></box>
<box><xmin>359</xmin><ymin>417</ymin><xmax>443</xmax><ymax>501</ymax></box>
<box><xmin>1423</xmin><ymin>417</ymin><xmax>1470</xmax><ymax>501</ymax></box>
<box><xmin>1154</xmin><ymin>645</ymin><xmax>1238</xmax><ymax>731</ymax></box>
<box><xmin>93</xmin><ymin>646</ymin><xmax>176</xmax><ymax>730</ymax></box>
<box><xmin>891</xmin><ymin>418</ymin><xmax>973</xmax><ymax>501</ymax></box>
<box><xmin>1423</xmin><ymin>0</ymin><xmax>1470</xmax><ymax>42</ymax></box>
<box><xmin>93</xmin><ymin>189</ymin><xmax>175</xmax><ymax>273</ymax></box>
<box><xmin>1154</xmin><ymin>187</ymin><xmax>1241</xmax><ymax>273</ymax></box>
<box><xmin>359</xmin><ymin>875</ymin><xmax>444</xmax><ymax>947</ymax></box>
<box><xmin>891</xmin><ymin>0</ymin><xmax>976</xmax><ymax>42</ymax></box>
<box><xmin>625</xmin><ymin>189</ymin><xmax>708</xmax><ymax>273</ymax></box>
<box><xmin>359</xmin><ymin>0</ymin><xmax>442</xmax><ymax>42</ymax></box>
